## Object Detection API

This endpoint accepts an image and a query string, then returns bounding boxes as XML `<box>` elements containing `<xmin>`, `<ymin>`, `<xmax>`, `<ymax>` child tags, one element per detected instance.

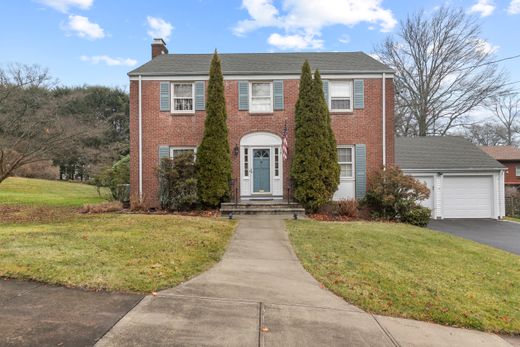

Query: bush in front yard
<box><xmin>158</xmin><ymin>153</ymin><xmax>198</xmax><ymax>211</ymax></box>
<box><xmin>195</xmin><ymin>50</ymin><xmax>231</xmax><ymax>207</ymax></box>
<box><xmin>365</xmin><ymin>166</ymin><xmax>430</xmax><ymax>224</ymax></box>
<box><xmin>95</xmin><ymin>155</ymin><xmax>129</xmax><ymax>200</ymax></box>
<box><xmin>291</xmin><ymin>61</ymin><xmax>340</xmax><ymax>212</ymax></box>
<box><xmin>401</xmin><ymin>206</ymin><xmax>431</xmax><ymax>227</ymax></box>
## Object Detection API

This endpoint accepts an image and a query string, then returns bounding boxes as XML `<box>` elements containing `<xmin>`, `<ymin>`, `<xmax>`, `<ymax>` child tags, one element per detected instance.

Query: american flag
<box><xmin>282</xmin><ymin>122</ymin><xmax>288</xmax><ymax>160</ymax></box>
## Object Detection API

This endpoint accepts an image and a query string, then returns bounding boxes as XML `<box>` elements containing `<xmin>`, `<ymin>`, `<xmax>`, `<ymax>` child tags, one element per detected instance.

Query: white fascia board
<box><xmin>129</xmin><ymin>73</ymin><xmax>394</xmax><ymax>81</ymax></box>
<box><xmin>401</xmin><ymin>168</ymin><xmax>505</xmax><ymax>173</ymax></box>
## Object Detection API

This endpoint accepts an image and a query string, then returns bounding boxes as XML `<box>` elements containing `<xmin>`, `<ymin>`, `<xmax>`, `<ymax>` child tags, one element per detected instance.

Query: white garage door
<box><xmin>414</xmin><ymin>176</ymin><xmax>434</xmax><ymax>212</ymax></box>
<box><xmin>442</xmin><ymin>176</ymin><xmax>493</xmax><ymax>218</ymax></box>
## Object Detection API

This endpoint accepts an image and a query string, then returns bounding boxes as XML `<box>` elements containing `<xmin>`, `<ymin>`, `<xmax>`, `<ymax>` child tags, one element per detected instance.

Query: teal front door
<box><xmin>253</xmin><ymin>149</ymin><xmax>270</xmax><ymax>193</ymax></box>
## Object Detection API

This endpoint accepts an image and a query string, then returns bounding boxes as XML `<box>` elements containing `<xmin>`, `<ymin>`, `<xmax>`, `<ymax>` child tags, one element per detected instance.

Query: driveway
<box><xmin>428</xmin><ymin>219</ymin><xmax>520</xmax><ymax>255</ymax></box>
<box><xmin>96</xmin><ymin>217</ymin><xmax>513</xmax><ymax>347</ymax></box>
<box><xmin>0</xmin><ymin>279</ymin><xmax>142</xmax><ymax>347</ymax></box>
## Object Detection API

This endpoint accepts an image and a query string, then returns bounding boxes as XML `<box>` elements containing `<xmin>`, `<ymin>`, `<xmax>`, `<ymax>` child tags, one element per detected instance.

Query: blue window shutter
<box><xmin>195</xmin><ymin>81</ymin><xmax>205</xmax><ymax>111</ymax></box>
<box><xmin>158</xmin><ymin>145</ymin><xmax>170</xmax><ymax>160</ymax></box>
<box><xmin>353</xmin><ymin>79</ymin><xmax>364</xmax><ymax>109</ymax></box>
<box><xmin>322</xmin><ymin>80</ymin><xmax>329</xmax><ymax>109</ymax></box>
<box><xmin>273</xmin><ymin>80</ymin><xmax>284</xmax><ymax>110</ymax></box>
<box><xmin>238</xmin><ymin>81</ymin><xmax>249</xmax><ymax>111</ymax></box>
<box><xmin>160</xmin><ymin>82</ymin><xmax>170</xmax><ymax>111</ymax></box>
<box><xmin>355</xmin><ymin>144</ymin><xmax>366</xmax><ymax>199</ymax></box>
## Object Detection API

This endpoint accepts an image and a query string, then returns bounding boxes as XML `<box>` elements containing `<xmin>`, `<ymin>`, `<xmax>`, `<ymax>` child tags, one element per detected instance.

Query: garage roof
<box><xmin>128</xmin><ymin>52</ymin><xmax>394</xmax><ymax>76</ymax></box>
<box><xmin>480</xmin><ymin>146</ymin><xmax>520</xmax><ymax>161</ymax></box>
<box><xmin>395</xmin><ymin>136</ymin><xmax>505</xmax><ymax>170</ymax></box>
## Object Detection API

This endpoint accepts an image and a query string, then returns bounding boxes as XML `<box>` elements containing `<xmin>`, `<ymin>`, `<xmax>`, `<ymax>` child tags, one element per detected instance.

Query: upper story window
<box><xmin>172</xmin><ymin>83</ymin><xmax>194</xmax><ymax>113</ymax></box>
<box><xmin>516</xmin><ymin>165</ymin><xmax>520</xmax><ymax>177</ymax></box>
<box><xmin>330</xmin><ymin>81</ymin><xmax>353</xmax><ymax>112</ymax></box>
<box><xmin>337</xmin><ymin>146</ymin><xmax>354</xmax><ymax>179</ymax></box>
<box><xmin>250</xmin><ymin>82</ymin><xmax>273</xmax><ymax>113</ymax></box>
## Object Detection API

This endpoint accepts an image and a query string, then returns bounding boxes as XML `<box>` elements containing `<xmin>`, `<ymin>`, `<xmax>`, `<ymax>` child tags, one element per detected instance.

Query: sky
<box><xmin>1</xmin><ymin>0</ymin><xmax>519</xmax><ymax>91</ymax></box>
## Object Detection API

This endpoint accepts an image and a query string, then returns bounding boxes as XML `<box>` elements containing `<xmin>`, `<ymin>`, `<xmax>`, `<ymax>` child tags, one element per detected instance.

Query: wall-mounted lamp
<box><xmin>233</xmin><ymin>144</ymin><xmax>239</xmax><ymax>157</ymax></box>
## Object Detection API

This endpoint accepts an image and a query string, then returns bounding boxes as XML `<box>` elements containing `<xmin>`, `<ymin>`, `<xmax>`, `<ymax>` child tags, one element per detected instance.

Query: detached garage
<box><xmin>395</xmin><ymin>136</ymin><xmax>506</xmax><ymax>219</ymax></box>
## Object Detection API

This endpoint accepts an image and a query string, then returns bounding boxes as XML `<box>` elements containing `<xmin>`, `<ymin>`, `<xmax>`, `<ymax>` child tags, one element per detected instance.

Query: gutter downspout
<box><xmin>382</xmin><ymin>73</ymin><xmax>386</xmax><ymax>167</ymax></box>
<box><xmin>138</xmin><ymin>75</ymin><xmax>143</xmax><ymax>201</ymax></box>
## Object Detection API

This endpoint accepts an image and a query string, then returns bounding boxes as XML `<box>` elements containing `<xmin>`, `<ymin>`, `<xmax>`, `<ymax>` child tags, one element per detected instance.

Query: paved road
<box><xmin>0</xmin><ymin>279</ymin><xmax>142</xmax><ymax>347</ymax></box>
<box><xmin>96</xmin><ymin>217</ymin><xmax>513</xmax><ymax>347</ymax></box>
<box><xmin>428</xmin><ymin>219</ymin><xmax>520</xmax><ymax>255</ymax></box>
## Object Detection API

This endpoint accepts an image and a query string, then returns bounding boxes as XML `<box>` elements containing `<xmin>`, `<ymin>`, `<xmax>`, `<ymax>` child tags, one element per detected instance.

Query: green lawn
<box><xmin>0</xmin><ymin>177</ymin><xmax>108</xmax><ymax>207</ymax></box>
<box><xmin>287</xmin><ymin>220</ymin><xmax>520</xmax><ymax>334</ymax></box>
<box><xmin>0</xmin><ymin>177</ymin><xmax>236</xmax><ymax>293</ymax></box>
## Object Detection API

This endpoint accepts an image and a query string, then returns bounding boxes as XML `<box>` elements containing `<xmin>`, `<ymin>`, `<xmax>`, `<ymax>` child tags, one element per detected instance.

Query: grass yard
<box><xmin>287</xmin><ymin>220</ymin><xmax>520</xmax><ymax>334</ymax></box>
<box><xmin>0</xmin><ymin>177</ymin><xmax>108</xmax><ymax>207</ymax></box>
<box><xmin>0</xmin><ymin>177</ymin><xmax>236</xmax><ymax>293</ymax></box>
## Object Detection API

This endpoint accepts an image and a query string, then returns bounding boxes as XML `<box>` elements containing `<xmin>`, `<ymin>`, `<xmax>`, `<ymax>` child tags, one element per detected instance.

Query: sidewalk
<box><xmin>96</xmin><ymin>217</ymin><xmax>514</xmax><ymax>347</ymax></box>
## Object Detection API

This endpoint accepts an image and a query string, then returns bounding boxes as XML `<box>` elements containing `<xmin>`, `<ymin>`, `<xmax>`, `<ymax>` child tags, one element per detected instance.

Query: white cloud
<box><xmin>146</xmin><ymin>16</ymin><xmax>173</xmax><ymax>41</ymax></box>
<box><xmin>233</xmin><ymin>0</ymin><xmax>281</xmax><ymax>36</ymax></box>
<box><xmin>508</xmin><ymin>0</ymin><xmax>520</xmax><ymax>14</ymax></box>
<box><xmin>268</xmin><ymin>33</ymin><xmax>323</xmax><ymax>49</ymax></box>
<box><xmin>233</xmin><ymin>0</ymin><xmax>396</xmax><ymax>50</ymax></box>
<box><xmin>63</xmin><ymin>14</ymin><xmax>105</xmax><ymax>39</ymax></box>
<box><xmin>338</xmin><ymin>34</ymin><xmax>350</xmax><ymax>44</ymax></box>
<box><xmin>80</xmin><ymin>55</ymin><xmax>137</xmax><ymax>67</ymax></box>
<box><xmin>469</xmin><ymin>0</ymin><xmax>495</xmax><ymax>17</ymax></box>
<box><xmin>36</xmin><ymin>0</ymin><xmax>93</xmax><ymax>13</ymax></box>
<box><xmin>475</xmin><ymin>39</ymin><xmax>499</xmax><ymax>55</ymax></box>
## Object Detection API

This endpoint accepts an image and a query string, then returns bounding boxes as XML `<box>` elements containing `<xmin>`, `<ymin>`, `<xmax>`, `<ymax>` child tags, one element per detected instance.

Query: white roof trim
<box><xmin>129</xmin><ymin>73</ymin><xmax>393</xmax><ymax>81</ymax></box>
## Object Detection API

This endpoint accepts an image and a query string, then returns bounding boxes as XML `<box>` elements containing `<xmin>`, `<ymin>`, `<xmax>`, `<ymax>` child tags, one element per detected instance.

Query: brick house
<box><xmin>481</xmin><ymin>146</ymin><xmax>520</xmax><ymax>196</ymax></box>
<box><xmin>128</xmin><ymin>39</ymin><xmax>394</xmax><ymax>208</ymax></box>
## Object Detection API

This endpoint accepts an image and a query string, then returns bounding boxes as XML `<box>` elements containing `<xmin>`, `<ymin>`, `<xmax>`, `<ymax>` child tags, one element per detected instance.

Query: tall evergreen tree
<box><xmin>195</xmin><ymin>50</ymin><xmax>231</xmax><ymax>207</ymax></box>
<box><xmin>291</xmin><ymin>61</ymin><xmax>339</xmax><ymax>212</ymax></box>
<box><xmin>314</xmin><ymin>69</ymin><xmax>340</xmax><ymax>198</ymax></box>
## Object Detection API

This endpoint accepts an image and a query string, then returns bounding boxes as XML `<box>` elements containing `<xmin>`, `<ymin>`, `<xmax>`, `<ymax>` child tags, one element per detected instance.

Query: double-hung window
<box><xmin>170</xmin><ymin>147</ymin><xmax>196</xmax><ymax>159</ymax></box>
<box><xmin>172</xmin><ymin>83</ymin><xmax>194</xmax><ymax>113</ymax></box>
<box><xmin>250</xmin><ymin>82</ymin><xmax>273</xmax><ymax>113</ymax></box>
<box><xmin>337</xmin><ymin>147</ymin><xmax>354</xmax><ymax>179</ymax></box>
<box><xmin>330</xmin><ymin>81</ymin><xmax>353</xmax><ymax>112</ymax></box>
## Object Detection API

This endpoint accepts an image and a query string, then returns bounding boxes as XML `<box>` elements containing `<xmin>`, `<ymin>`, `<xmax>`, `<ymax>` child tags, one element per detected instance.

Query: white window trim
<box><xmin>329</xmin><ymin>80</ymin><xmax>353</xmax><ymax>113</ymax></box>
<box><xmin>516</xmin><ymin>165</ymin><xmax>520</xmax><ymax>177</ymax></box>
<box><xmin>338</xmin><ymin>145</ymin><xmax>355</xmax><ymax>180</ymax></box>
<box><xmin>249</xmin><ymin>81</ymin><xmax>273</xmax><ymax>113</ymax></box>
<box><xmin>171</xmin><ymin>82</ymin><xmax>195</xmax><ymax>114</ymax></box>
<box><xmin>169</xmin><ymin>146</ymin><xmax>197</xmax><ymax>159</ymax></box>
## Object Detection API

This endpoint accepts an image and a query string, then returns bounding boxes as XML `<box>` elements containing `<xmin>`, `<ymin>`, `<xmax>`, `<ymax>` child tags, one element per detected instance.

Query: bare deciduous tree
<box><xmin>487</xmin><ymin>93</ymin><xmax>520</xmax><ymax>145</ymax></box>
<box><xmin>377</xmin><ymin>7</ymin><xmax>505</xmax><ymax>136</ymax></box>
<box><xmin>459</xmin><ymin>122</ymin><xmax>507</xmax><ymax>146</ymax></box>
<box><xmin>0</xmin><ymin>64</ymin><xmax>93</xmax><ymax>184</ymax></box>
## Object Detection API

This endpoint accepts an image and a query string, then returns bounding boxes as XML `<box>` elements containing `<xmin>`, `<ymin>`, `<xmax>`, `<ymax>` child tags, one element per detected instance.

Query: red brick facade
<box><xmin>129</xmin><ymin>77</ymin><xmax>394</xmax><ymax>208</ymax></box>
<box><xmin>501</xmin><ymin>161</ymin><xmax>520</xmax><ymax>185</ymax></box>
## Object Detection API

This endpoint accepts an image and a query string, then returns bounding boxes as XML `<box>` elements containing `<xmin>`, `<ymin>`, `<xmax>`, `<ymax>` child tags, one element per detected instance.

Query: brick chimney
<box><xmin>151</xmin><ymin>38</ymin><xmax>168</xmax><ymax>59</ymax></box>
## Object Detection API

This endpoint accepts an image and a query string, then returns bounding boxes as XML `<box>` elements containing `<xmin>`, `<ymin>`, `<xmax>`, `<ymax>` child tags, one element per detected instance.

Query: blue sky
<box><xmin>1</xmin><ymin>0</ymin><xmax>519</xmax><ymax>90</ymax></box>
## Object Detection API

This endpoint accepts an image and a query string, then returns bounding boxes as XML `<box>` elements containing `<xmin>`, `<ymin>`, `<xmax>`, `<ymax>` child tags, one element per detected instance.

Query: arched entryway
<box><xmin>240</xmin><ymin>132</ymin><xmax>283</xmax><ymax>199</ymax></box>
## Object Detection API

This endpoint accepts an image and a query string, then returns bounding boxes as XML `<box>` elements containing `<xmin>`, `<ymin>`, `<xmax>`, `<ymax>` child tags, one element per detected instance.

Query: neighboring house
<box><xmin>480</xmin><ymin>146</ymin><xmax>520</xmax><ymax>196</ymax></box>
<box><xmin>128</xmin><ymin>39</ymin><xmax>394</xmax><ymax>208</ymax></box>
<box><xmin>396</xmin><ymin>136</ymin><xmax>505</xmax><ymax>219</ymax></box>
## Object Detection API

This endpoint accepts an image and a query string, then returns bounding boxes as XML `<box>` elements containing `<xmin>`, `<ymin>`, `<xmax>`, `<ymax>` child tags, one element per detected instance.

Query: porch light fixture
<box><xmin>233</xmin><ymin>144</ymin><xmax>239</xmax><ymax>157</ymax></box>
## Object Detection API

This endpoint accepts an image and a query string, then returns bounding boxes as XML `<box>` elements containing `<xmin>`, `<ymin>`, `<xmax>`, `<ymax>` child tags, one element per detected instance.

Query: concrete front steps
<box><xmin>220</xmin><ymin>200</ymin><xmax>306</xmax><ymax>217</ymax></box>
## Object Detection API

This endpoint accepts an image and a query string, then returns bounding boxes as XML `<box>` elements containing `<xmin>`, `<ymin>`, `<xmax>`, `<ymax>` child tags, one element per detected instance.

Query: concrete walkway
<box><xmin>96</xmin><ymin>217</ymin><xmax>513</xmax><ymax>347</ymax></box>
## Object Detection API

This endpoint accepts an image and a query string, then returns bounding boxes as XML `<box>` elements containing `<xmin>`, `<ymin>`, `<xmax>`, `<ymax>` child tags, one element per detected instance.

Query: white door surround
<box><xmin>240</xmin><ymin>132</ymin><xmax>283</xmax><ymax>199</ymax></box>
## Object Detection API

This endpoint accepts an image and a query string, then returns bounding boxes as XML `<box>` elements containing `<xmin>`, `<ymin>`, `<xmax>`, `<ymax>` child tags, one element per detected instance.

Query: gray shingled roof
<box><xmin>128</xmin><ymin>52</ymin><xmax>393</xmax><ymax>76</ymax></box>
<box><xmin>395</xmin><ymin>136</ymin><xmax>504</xmax><ymax>170</ymax></box>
